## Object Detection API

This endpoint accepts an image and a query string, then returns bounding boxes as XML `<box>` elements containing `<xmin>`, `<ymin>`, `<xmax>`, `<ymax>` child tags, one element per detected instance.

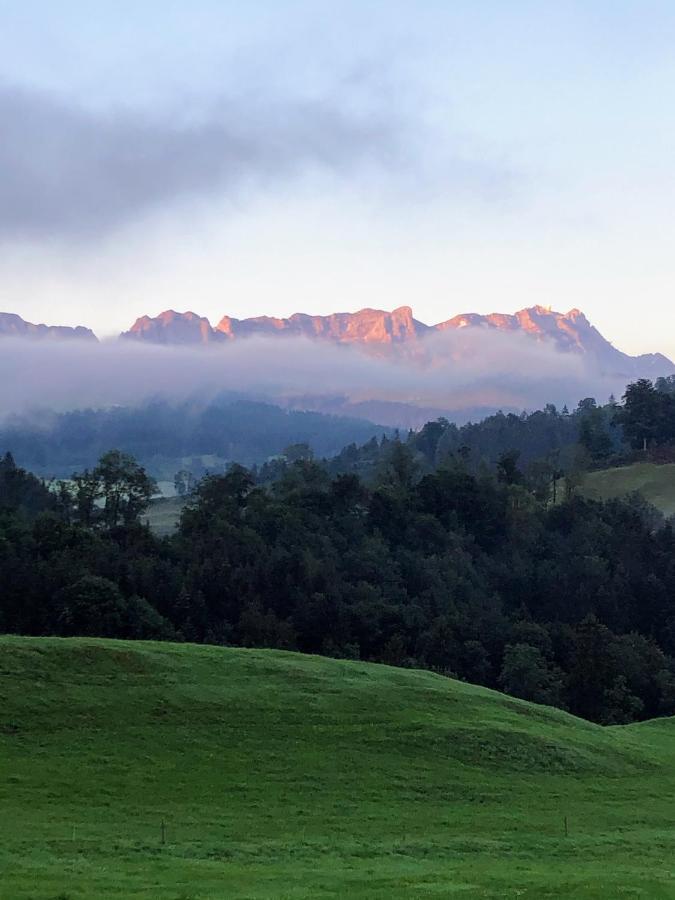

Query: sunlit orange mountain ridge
<box><xmin>1</xmin><ymin>305</ymin><xmax>672</xmax><ymax>381</ymax></box>
<box><xmin>118</xmin><ymin>304</ymin><xmax>672</xmax><ymax>377</ymax></box>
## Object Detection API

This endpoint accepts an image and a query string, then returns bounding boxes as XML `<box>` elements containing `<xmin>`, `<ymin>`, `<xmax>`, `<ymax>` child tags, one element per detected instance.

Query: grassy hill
<box><xmin>582</xmin><ymin>461</ymin><xmax>675</xmax><ymax>516</ymax></box>
<box><xmin>2</xmin><ymin>637</ymin><xmax>675</xmax><ymax>898</ymax></box>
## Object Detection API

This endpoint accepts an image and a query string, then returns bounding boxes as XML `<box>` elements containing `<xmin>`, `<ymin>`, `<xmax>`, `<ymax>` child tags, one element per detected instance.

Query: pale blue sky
<box><xmin>1</xmin><ymin>1</ymin><xmax>674</xmax><ymax>355</ymax></box>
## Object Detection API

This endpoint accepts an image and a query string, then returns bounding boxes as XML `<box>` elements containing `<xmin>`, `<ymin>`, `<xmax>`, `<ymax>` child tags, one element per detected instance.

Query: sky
<box><xmin>1</xmin><ymin>0</ymin><xmax>675</xmax><ymax>357</ymax></box>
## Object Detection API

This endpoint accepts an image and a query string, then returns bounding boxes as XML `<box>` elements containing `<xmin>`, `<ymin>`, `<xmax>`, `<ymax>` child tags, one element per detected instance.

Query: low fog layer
<box><xmin>0</xmin><ymin>329</ymin><xmax>634</xmax><ymax>426</ymax></box>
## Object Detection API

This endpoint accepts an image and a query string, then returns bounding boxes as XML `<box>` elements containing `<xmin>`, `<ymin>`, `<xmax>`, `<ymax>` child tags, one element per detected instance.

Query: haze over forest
<box><xmin>1</xmin><ymin>304</ymin><xmax>672</xmax><ymax>429</ymax></box>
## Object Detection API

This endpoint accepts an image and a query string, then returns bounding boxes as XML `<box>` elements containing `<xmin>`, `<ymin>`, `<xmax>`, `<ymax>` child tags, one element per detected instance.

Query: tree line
<box><xmin>0</xmin><ymin>396</ymin><xmax>392</xmax><ymax>479</ymax></box>
<box><xmin>314</xmin><ymin>376</ymin><xmax>675</xmax><ymax>483</ymax></box>
<box><xmin>2</xmin><ymin>427</ymin><xmax>675</xmax><ymax>726</ymax></box>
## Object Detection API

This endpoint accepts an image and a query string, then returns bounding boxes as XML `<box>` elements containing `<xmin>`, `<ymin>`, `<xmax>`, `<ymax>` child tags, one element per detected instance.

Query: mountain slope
<box><xmin>436</xmin><ymin>305</ymin><xmax>672</xmax><ymax>376</ymax></box>
<box><xmin>0</xmin><ymin>311</ymin><xmax>97</xmax><ymax>341</ymax></box>
<box><xmin>3</xmin><ymin>635</ymin><xmax>675</xmax><ymax>898</ymax></box>
<box><xmin>121</xmin><ymin>309</ymin><xmax>220</xmax><ymax>345</ymax></box>
<box><xmin>216</xmin><ymin>304</ymin><xmax>427</xmax><ymax>344</ymax></box>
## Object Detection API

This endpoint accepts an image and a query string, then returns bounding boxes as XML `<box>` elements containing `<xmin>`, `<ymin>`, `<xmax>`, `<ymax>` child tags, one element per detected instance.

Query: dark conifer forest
<box><xmin>2</xmin><ymin>379</ymin><xmax>675</xmax><ymax>726</ymax></box>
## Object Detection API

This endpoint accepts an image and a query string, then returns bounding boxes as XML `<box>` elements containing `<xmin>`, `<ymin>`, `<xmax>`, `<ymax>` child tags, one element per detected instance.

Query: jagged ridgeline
<box><xmin>117</xmin><ymin>305</ymin><xmax>672</xmax><ymax>381</ymax></box>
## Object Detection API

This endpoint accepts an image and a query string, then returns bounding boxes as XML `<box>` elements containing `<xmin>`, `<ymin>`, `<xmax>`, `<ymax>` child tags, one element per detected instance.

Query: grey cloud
<box><xmin>0</xmin><ymin>73</ymin><xmax>520</xmax><ymax>241</ymax></box>
<box><xmin>0</xmin><ymin>83</ymin><xmax>402</xmax><ymax>239</ymax></box>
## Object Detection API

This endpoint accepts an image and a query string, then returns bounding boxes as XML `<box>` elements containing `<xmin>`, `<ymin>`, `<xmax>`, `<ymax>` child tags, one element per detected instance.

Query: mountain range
<box><xmin>0</xmin><ymin>312</ymin><xmax>97</xmax><ymax>342</ymax></box>
<box><xmin>2</xmin><ymin>304</ymin><xmax>674</xmax><ymax>430</ymax></box>
<box><xmin>2</xmin><ymin>305</ymin><xmax>672</xmax><ymax>380</ymax></box>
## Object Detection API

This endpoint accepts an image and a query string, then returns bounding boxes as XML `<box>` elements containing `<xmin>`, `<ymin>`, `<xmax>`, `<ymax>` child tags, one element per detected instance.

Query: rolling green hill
<box><xmin>2</xmin><ymin>637</ymin><xmax>675</xmax><ymax>898</ymax></box>
<box><xmin>582</xmin><ymin>462</ymin><xmax>675</xmax><ymax>516</ymax></box>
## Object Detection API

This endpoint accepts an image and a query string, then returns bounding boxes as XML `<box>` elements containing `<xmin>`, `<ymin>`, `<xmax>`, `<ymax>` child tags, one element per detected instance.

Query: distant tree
<box><xmin>124</xmin><ymin>595</ymin><xmax>177</xmax><ymax>640</ymax></box>
<box><xmin>578</xmin><ymin>407</ymin><xmax>613</xmax><ymax>463</ymax></box>
<box><xmin>496</xmin><ymin>449</ymin><xmax>523</xmax><ymax>486</ymax></box>
<box><xmin>508</xmin><ymin>621</ymin><xmax>554</xmax><ymax>658</ymax></box>
<box><xmin>413</xmin><ymin>420</ymin><xmax>447</xmax><ymax>467</ymax></box>
<box><xmin>499</xmin><ymin>643</ymin><xmax>563</xmax><ymax>706</ymax></box>
<box><xmin>71</xmin><ymin>451</ymin><xmax>158</xmax><ymax>528</ymax></box>
<box><xmin>576</xmin><ymin>397</ymin><xmax>598</xmax><ymax>413</ymax></box>
<box><xmin>282</xmin><ymin>443</ymin><xmax>314</xmax><ymax>463</ymax></box>
<box><xmin>525</xmin><ymin>454</ymin><xmax>561</xmax><ymax>504</ymax></box>
<box><xmin>56</xmin><ymin>575</ymin><xmax>128</xmax><ymax>637</ymax></box>
<box><xmin>0</xmin><ymin>451</ymin><xmax>55</xmax><ymax>517</ymax></box>
<box><xmin>417</xmin><ymin>616</ymin><xmax>460</xmax><ymax>675</ymax></box>
<box><xmin>462</xmin><ymin>640</ymin><xmax>492</xmax><ymax>686</ymax></box>
<box><xmin>602</xmin><ymin>675</ymin><xmax>644</xmax><ymax>725</ymax></box>
<box><xmin>94</xmin><ymin>450</ymin><xmax>157</xmax><ymax>527</ymax></box>
<box><xmin>614</xmin><ymin>379</ymin><xmax>674</xmax><ymax>449</ymax></box>
<box><xmin>566</xmin><ymin>616</ymin><xmax>616</xmax><ymax>721</ymax></box>
<box><xmin>377</xmin><ymin>440</ymin><xmax>419</xmax><ymax>491</ymax></box>
<box><xmin>655</xmin><ymin>375</ymin><xmax>675</xmax><ymax>395</ymax></box>
<box><xmin>564</xmin><ymin>446</ymin><xmax>591</xmax><ymax>499</ymax></box>
<box><xmin>236</xmin><ymin>602</ymin><xmax>297</xmax><ymax>649</ymax></box>
<box><xmin>72</xmin><ymin>469</ymin><xmax>100</xmax><ymax>526</ymax></box>
<box><xmin>0</xmin><ymin>452</ymin><xmax>56</xmax><ymax>519</ymax></box>
<box><xmin>381</xmin><ymin>632</ymin><xmax>409</xmax><ymax>667</ymax></box>
<box><xmin>53</xmin><ymin>480</ymin><xmax>75</xmax><ymax>523</ymax></box>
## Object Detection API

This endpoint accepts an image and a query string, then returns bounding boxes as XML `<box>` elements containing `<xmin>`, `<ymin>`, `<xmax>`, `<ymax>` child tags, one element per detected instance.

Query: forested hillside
<box><xmin>319</xmin><ymin>376</ymin><xmax>675</xmax><ymax>483</ymax></box>
<box><xmin>2</xmin><ymin>433</ymin><xmax>675</xmax><ymax>726</ymax></box>
<box><xmin>3</xmin><ymin>376</ymin><xmax>674</xmax><ymax>489</ymax></box>
<box><xmin>0</xmin><ymin>396</ymin><xmax>392</xmax><ymax>479</ymax></box>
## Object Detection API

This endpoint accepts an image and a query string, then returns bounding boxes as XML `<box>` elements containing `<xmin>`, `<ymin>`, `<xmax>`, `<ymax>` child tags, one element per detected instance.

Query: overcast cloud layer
<box><xmin>0</xmin><ymin>83</ymin><xmax>408</xmax><ymax>239</ymax></box>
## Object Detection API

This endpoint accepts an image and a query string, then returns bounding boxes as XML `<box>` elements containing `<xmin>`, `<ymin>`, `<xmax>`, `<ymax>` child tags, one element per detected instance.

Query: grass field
<box><xmin>2</xmin><ymin>637</ymin><xmax>675</xmax><ymax>898</ymax></box>
<box><xmin>582</xmin><ymin>462</ymin><xmax>675</xmax><ymax>517</ymax></box>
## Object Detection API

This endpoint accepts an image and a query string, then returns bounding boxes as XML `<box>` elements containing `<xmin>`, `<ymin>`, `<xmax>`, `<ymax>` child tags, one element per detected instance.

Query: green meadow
<box><xmin>1</xmin><ymin>636</ymin><xmax>674</xmax><ymax>898</ymax></box>
<box><xmin>583</xmin><ymin>462</ymin><xmax>675</xmax><ymax>517</ymax></box>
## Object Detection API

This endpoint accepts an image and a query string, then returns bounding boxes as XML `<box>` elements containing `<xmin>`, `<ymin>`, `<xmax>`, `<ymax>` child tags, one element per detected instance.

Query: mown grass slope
<box><xmin>583</xmin><ymin>462</ymin><xmax>675</xmax><ymax>516</ymax></box>
<box><xmin>1</xmin><ymin>636</ymin><xmax>674</xmax><ymax>899</ymax></box>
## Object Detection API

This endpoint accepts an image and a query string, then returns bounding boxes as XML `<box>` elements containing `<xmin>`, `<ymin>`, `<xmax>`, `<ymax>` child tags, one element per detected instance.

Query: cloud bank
<box><xmin>0</xmin><ymin>330</ymin><xmax>630</xmax><ymax>427</ymax></box>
